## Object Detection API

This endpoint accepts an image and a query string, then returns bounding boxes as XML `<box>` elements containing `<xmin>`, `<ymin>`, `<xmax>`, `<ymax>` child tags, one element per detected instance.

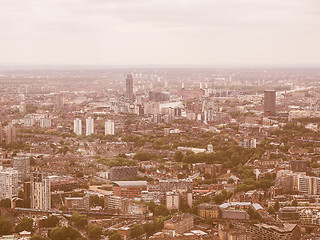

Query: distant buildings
<box><xmin>264</xmin><ymin>90</ymin><xmax>276</xmax><ymax>117</ymax></box>
<box><xmin>30</xmin><ymin>172</ymin><xmax>51</xmax><ymax>210</ymax></box>
<box><xmin>74</xmin><ymin>118</ymin><xmax>82</xmax><ymax>135</ymax></box>
<box><xmin>105</xmin><ymin>120</ymin><xmax>115</xmax><ymax>135</ymax></box>
<box><xmin>126</xmin><ymin>74</ymin><xmax>134</xmax><ymax>103</ymax></box>
<box><xmin>109</xmin><ymin>166</ymin><xmax>138</xmax><ymax>181</ymax></box>
<box><xmin>86</xmin><ymin>117</ymin><xmax>94</xmax><ymax>136</ymax></box>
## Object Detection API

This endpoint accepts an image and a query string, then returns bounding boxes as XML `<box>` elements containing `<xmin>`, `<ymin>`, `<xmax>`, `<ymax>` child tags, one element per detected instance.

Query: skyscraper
<box><xmin>74</xmin><ymin>118</ymin><xmax>82</xmax><ymax>135</ymax></box>
<box><xmin>30</xmin><ymin>172</ymin><xmax>51</xmax><ymax>210</ymax></box>
<box><xmin>54</xmin><ymin>93</ymin><xmax>64</xmax><ymax>111</ymax></box>
<box><xmin>264</xmin><ymin>90</ymin><xmax>276</xmax><ymax>117</ymax></box>
<box><xmin>105</xmin><ymin>120</ymin><xmax>115</xmax><ymax>135</ymax></box>
<box><xmin>86</xmin><ymin>117</ymin><xmax>94</xmax><ymax>136</ymax></box>
<box><xmin>126</xmin><ymin>74</ymin><xmax>134</xmax><ymax>103</ymax></box>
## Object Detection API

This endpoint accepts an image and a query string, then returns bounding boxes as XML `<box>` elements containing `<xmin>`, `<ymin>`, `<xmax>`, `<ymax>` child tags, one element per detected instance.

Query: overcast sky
<box><xmin>0</xmin><ymin>0</ymin><xmax>319</xmax><ymax>67</ymax></box>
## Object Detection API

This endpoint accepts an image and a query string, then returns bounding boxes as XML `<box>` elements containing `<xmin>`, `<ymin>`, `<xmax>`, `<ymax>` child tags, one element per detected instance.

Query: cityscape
<box><xmin>0</xmin><ymin>0</ymin><xmax>320</xmax><ymax>240</ymax></box>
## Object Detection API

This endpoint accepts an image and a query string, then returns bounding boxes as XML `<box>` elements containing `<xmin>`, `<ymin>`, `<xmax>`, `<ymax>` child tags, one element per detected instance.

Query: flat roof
<box><xmin>112</xmin><ymin>181</ymin><xmax>147</xmax><ymax>187</ymax></box>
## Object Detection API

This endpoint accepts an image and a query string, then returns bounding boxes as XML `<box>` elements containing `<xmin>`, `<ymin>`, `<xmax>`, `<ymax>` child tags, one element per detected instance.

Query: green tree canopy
<box><xmin>0</xmin><ymin>216</ymin><xmax>12</xmax><ymax>236</ymax></box>
<box><xmin>86</xmin><ymin>225</ymin><xmax>103</xmax><ymax>240</ymax></box>
<box><xmin>70</xmin><ymin>213</ymin><xmax>88</xmax><ymax>229</ymax></box>
<box><xmin>15</xmin><ymin>217</ymin><xmax>33</xmax><ymax>233</ymax></box>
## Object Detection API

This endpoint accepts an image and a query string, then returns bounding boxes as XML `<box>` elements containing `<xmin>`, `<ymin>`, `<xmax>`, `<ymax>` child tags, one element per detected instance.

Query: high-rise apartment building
<box><xmin>4</xmin><ymin>124</ymin><xmax>17</xmax><ymax>144</ymax></box>
<box><xmin>0</xmin><ymin>124</ymin><xmax>3</xmax><ymax>143</ymax></box>
<box><xmin>13</xmin><ymin>156</ymin><xmax>30</xmax><ymax>182</ymax></box>
<box><xmin>264</xmin><ymin>90</ymin><xmax>276</xmax><ymax>117</ymax></box>
<box><xmin>0</xmin><ymin>167</ymin><xmax>19</xmax><ymax>200</ymax></box>
<box><xmin>39</xmin><ymin>118</ymin><xmax>51</xmax><ymax>128</ymax></box>
<box><xmin>54</xmin><ymin>93</ymin><xmax>64</xmax><ymax>111</ymax></box>
<box><xmin>105</xmin><ymin>120</ymin><xmax>115</xmax><ymax>135</ymax></box>
<box><xmin>126</xmin><ymin>74</ymin><xmax>134</xmax><ymax>103</ymax></box>
<box><xmin>74</xmin><ymin>118</ymin><xmax>82</xmax><ymax>135</ymax></box>
<box><xmin>30</xmin><ymin>172</ymin><xmax>51</xmax><ymax>210</ymax></box>
<box><xmin>86</xmin><ymin>117</ymin><xmax>94</xmax><ymax>136</ymax></box>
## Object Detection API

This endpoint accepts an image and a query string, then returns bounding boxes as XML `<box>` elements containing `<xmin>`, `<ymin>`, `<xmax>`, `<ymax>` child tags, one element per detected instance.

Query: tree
<box><xmin>174</xmin><ymin>151</ymin><xmax>183</xmax><ymax>162</ymax></box>
<box><xmin>109</xmin><ymin>232</ymin><xmax>123</xmax><ymax>240</ymax></box>
<box><xmin>274</xmin><ymin>201</ymin><xmax>280</xmax><ymax>212</ymax></box>
<box><xmin>30</xmin><ymin>235</ymin><xmax>50</xmax><ymax>240</ymax></box>
<box><xmin>50</xmin><ymin>226</ymin><xmax>83</xmax><ymax>240</ymax></box>
<box><xmin>133</xmin><ymin>152</ymin><xmax>151</xmax><ymax>161</ymax></box>
<box><xmin>267</xmin><ymin>206</ymin><xmax>275</xmax><ymax>214</ymax></box>
<box><xmin>292</xmin><ymin>199</ymin><xmax>298</xmax><ymax>206</ymax></box>
<box><xmin>45</xmin><ymin>215</ymin><xmax>59</xmax><ymax>228</ymax></box>
<box><xmin>86</xmin><ymin>225</ymin><xmax>103</xmax><ymax>240</ymax></box>
<box><xmin>15</xmin><ymin>217</ymin><xmax>33</xmax><ymax>233</ymax></box>
<box><xmin>131</xmin><ymin>224</ymin><xmax>144</xmax><ymax>238</ymax></box>
<box><xmin>144</xmin><ymin>222</ymin><xmax>155</xmax><ymax>237</ymax></box>
<box><xmin>154</xmin><ymin>205</ymin><xmax>169</xmax><ymax>216</ymax></box>
<box><xmin>227</xmin><ymin>178</ymin><xmax>235</xmax><ymax>184</ymax></box>
<box><xmin>30</xmin><ymin>157</ymin><xmax>36</xmax><ymax>166</ymax></box>
<box><xmin>0</xmin><ymin>198</ymin><xmax>11</xmax><ymax>208</ymax></box>
<box><xmin>0</xmin><ymin>216</ymin><xmax>12</xmax><ymax>236</ymax></box>
<box><xmin>70</xmin><ymin>213</ymin><xmax>88</xmax><ymax>229</ymax></box>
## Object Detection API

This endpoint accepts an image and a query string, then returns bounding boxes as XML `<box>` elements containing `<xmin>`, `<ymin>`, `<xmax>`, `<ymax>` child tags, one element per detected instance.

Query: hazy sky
<box><xmin>0</xmin><ymin>0</ymin><xmax>319</xmax><ymax>66</ymax></box>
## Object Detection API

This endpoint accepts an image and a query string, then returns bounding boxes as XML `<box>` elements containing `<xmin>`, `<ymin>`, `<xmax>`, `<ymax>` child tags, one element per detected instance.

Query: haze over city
<box><xmin>0</xmin><ymin>0</ymin><xmax>320</xmax><ymax>67</ymax></box>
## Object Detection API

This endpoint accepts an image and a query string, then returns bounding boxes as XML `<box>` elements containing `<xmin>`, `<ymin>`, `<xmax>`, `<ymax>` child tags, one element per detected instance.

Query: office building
<box><xmin>86</xmin><ymin>117</ymin><xmax>94</xmax><ymax>136</ymax></box>
<box><xmin>264</xmin><ymin>90</ymin><xmax>276</xmax><ymax>117</ymax></box>
<box><xmin>74</xmin><ymin>118</ymin><xmax>82</xmax><ymax>135</ymax></box>
<box><xmin>105</xmin><ymin>120</ymin><xmax>115</xmax><ymax>135</ymax></box>
<box><xmin>0</xmin><ymin>167</ymin><xmax>19</xmax><ymax>200</ymax></box>
<box><xmin>31</xmin><ymin>172</ymin><xmax>51</xmax><ymax>210</ymax></box>
<box><xmin>112</xmin><ymin>181</ymin><xmax>147</xmax><ymax>198</ymax></box>
<box><xmin>126</xmin><ymin>74</ymin><xmax>134</xmax><ymax>103</ymax></box>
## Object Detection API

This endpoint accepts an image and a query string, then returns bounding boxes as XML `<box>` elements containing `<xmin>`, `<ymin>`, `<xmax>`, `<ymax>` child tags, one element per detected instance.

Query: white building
<box><xmin>74</xmin><ymin>118</ymin><xmax>82</xmax><ymax>135</ymax></box>
<box><xmin>0</xmin><ymin>167</ymin><xmax>19</xmax><ymax>200</ymax></box>
<box><xmin>24</xmin><ymin>117</ymin><xmax>35</xmax><ymax>127</ymax></box>
<box><xmin>86</xmin><ymin>117</ymin><xmax>94</xmax><ymax>136</ymax></box>
<box><xmin>40</xmin><ymin>118</ymin><xmax>51</xmax><ymax>128</ymax></box>
<box><xmin>105</xmin><ymin>120</ymin><xmax>115</xmax><ymax>135</ymax></box>
<box><xmin>31</xmin><ymin>172</ymin><xmax>51</xmax><ymax>210</ymax></box>
<box><xmin>166</xmin><ymin>191</ymin><xmax>180</xmax><ymax>210</ymax></box>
